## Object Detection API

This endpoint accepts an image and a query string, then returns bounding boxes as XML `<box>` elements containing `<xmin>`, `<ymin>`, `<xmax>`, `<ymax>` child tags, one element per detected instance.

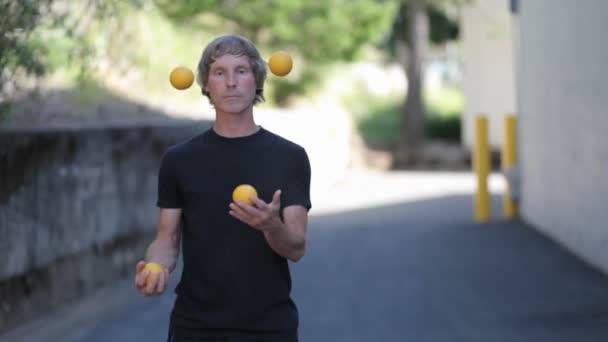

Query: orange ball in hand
<box><xmin>232</xmin><ymin>184</ymin><xmax>258</xmax><ymax>205</ymax></box>
<box><xmin>169</xmin><ymin>66</ymin><xmax>194</xmax><ymax>90</ymax></box>
<box><xmin>268</xmin><ymin>51</ymin><xmax>293</xmax><ymax>77</ymax></box>
<box><xmin>141</xmin><ymin>262</ymin><xmax>163</xmax><ymax>285</ymax></box>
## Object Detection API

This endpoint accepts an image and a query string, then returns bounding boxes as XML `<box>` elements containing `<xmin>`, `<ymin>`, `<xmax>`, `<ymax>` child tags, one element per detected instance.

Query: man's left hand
<box><xmin>229</xmin><ymin>189</ymin><xmax>283</xmax><ymax>232</ymax></box>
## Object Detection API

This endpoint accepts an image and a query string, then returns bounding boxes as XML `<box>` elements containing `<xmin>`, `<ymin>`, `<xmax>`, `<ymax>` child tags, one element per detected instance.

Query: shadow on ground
<box><xmin>294</xmin><ymin>194</ymin><xmax>608</xmax><ymax>342</ymax></box>
<box><xmin>4</xmin><ymin>194</ymin><xmax>608</xmax><ymax>342</ymax></box>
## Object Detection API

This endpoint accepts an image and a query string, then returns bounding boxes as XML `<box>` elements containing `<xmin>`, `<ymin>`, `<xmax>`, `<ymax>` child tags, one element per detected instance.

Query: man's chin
<box><xmin>218</xmin><ymin>105</ymin><xmax>252</xmax><ymax>115</ymax></box>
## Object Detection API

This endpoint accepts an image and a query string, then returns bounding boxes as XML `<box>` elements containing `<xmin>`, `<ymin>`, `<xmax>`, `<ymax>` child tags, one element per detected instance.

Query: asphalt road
<box><xmin>4</xmin><ymin>171</ymin><xmax>608</xmax><ymax>342</ymax></box>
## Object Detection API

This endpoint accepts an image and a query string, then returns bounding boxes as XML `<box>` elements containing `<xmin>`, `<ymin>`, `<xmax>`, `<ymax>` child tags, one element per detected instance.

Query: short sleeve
<box><xmin>281</xmin><ymin>147</ymin><xmax>312</xmax><ymax>211</ymax></box>
<box><xmin>156</xmin><ymin>148</ymin><xmax>183</xmax><ymax>208</ymax></box>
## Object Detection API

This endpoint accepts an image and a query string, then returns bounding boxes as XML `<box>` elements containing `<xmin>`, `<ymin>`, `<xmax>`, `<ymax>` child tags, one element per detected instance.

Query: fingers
<box><xmin>251</xmin><ymin>195</ymin><xmax>267</xmax><ymax>209</ymax></box>
<box><xmin>135</xmin><ymin>263</ymin><xmax>169</xmax><ymax>297</ymax></box>
<box><xmin>134</xmin><ymin>261</ymin><xmax>147</xmax><ymax>290</ymax></box>
<box><xmin>143</xmin><ymin>271</ymin><xmax>166</xmax><ymax>296</ymax></box>
<box><xmin>231</xmin><ymin>200</ymin><xmax>261</xmax><ymax>217</ymax></box>
<box><xmin>229</xmin><ymin>202</ymin><xmax>253</xmax><ymax>224</ymax></box>
<box><xmin>145</xmin><ymin>272</ymin><xmax>159</xmax><ymax>294</ymax></box>
<box><xmin>249</xmin><ymin>194</ymin><xmax>261</xmax><ymax>206</ymax></box>
<box><xmin>156</xmin><ymin>268</ymin><xmax>169</xmax><ymax>294</ymax></box>
<box><xmin>135</xmin><ymin>261</ymin><xmax>146</xmax><ymax>273</ymax></box>
<box><xmin>250</xmin><ymin>190</ymin><xmax>281</xmax><ymax>208</ymax></box>
<box><xmin>271</xmin><ymin>190</ymin><xmax>281</xmax><ymax>205</ymax></box>
<box><xmin>229</xmin><ymin>190</ymin><xmax>282</xmax><ymax>228</ymax></box>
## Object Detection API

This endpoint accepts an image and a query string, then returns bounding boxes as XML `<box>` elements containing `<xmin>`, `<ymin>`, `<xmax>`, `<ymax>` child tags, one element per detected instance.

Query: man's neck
<box><xmin>213</xmin><ymin>110</ymin><xmax>259</xmax><ymax>138</ymax></box>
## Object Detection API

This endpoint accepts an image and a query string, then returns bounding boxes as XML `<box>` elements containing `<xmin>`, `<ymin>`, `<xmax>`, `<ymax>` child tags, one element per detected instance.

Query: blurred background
<box><xmin>0</xmin><ymin>0</ymin><xmax>464</xmax><ymax>154</ymax></box>
<box><xmin>1</xmin><ymin>0</ymin><xmax>608</xmax><ymax>341</ymax></box>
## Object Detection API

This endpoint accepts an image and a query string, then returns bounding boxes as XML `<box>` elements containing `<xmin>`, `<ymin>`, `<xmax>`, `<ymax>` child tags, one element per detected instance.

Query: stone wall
<box><xmin>0</xmin><ymin>120</ymin><xmax>211</xmax><ymax>333</ymax></box>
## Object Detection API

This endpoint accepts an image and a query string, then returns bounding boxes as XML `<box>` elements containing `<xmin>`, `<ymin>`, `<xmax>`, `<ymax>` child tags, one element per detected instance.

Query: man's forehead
<box><xmin>210</xmin><ymin>54</ymin><xmax>250</xmax><ymax>68</ymax></box>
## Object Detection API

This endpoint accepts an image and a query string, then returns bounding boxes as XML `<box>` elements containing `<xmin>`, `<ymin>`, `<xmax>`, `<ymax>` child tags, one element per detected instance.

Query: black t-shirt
<box><xmin>157</xmin><ymin>126</ymin><xmax>311</xmax><ymax>340</ymax></box>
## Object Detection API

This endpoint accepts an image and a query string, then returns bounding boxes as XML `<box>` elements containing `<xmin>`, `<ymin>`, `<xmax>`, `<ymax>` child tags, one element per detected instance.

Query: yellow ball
<box><xmin>141</xmin><ymin>262</ymin><xmax>163</xmax><ymax>285</ymax></box>
<box><xmin>232</xmin><ymin>184</ymin><xmax>258</xmax><ymax>205</ymax></box>
<box><xmin>169</xmin><ymin>66</ymin><xmax>194</xmax><ymax>90</ymax></box>
<box><xmin>268</xmin><ymin>51</ymin><xmax>293</xmax><ymax>77</ymax></box>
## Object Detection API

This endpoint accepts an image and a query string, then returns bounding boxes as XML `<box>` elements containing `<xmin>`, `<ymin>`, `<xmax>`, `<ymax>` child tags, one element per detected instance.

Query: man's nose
<box><xmin>226</xmin><ymin>71</ymin><xmax>237</xmax><ymax>87</ymax></box>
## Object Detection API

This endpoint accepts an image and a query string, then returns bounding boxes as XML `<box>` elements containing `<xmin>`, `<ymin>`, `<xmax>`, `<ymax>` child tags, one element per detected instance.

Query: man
<box><xmin>134</xmin><ymin>34</ymin><xmax>311</xmax><ymax>342</ymax></box>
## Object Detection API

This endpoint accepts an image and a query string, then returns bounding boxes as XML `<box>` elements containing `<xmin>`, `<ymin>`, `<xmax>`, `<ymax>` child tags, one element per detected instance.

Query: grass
<box><xmin>354</xmin><ymin>86</ymin><xmax>464</xmax><ymax>146</ymax></box>
<box><xmin>28</xmin><ymin>2</ymin><xmax>209</xmax><ymax>102</ymax></box>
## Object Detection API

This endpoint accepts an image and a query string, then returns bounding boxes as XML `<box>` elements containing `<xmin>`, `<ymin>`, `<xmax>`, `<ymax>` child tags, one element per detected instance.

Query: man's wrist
<box><xmin>264</xmin><ymin>218</ymin><xmax>285</xmax><ymax>235</ymax></box>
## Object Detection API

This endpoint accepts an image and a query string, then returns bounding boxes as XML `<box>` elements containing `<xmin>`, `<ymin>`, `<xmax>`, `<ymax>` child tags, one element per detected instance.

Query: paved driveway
<box><xmin>4</xmin><ymin>171</ymin><xmax>608</xmax><ymax>342</ymax></box>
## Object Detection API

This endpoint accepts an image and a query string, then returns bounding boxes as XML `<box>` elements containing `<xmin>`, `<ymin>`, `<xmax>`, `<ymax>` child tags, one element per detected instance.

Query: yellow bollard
<box><xmin>474</xmin><ymin>115</ymin><xmax>490</xmax><ymax>223</ymax></box>
<box><xmin>502</xmin><ymin>115</ymin><xmax>518</xmax><ymax>218</ymax></box>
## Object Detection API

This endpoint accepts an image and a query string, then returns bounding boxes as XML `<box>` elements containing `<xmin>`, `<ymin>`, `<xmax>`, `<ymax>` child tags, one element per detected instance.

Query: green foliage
<box><xmin>73</xmin><ymin>74</ymin><xmax>113</xmax><ymax>106</ymax></box>
<box><xmin>154</xmin><ymin>0</ymin><xmax>395</xmax><ymax>61</ymax></box>
<box><xmin>0</xmin><ymin>0</ymin><xmax>52</xmax><ymax>99</ymax></box>
<box><xmin>426</xmin><ymin>85</ymin><xmax>463</xmax><ymax>118</ymax></box>
<box><xmin>0</xmin><ymin>0</ymin><xmax>145</xmax><ymax>107</ymax></box>
<box><xmin>425</xmin><ymin>115</ymin><xmax>460</xmax><ymax>141</ymax></box>
<box><xmin>356</xmin><ymin>102</ymin><xmax>402</xmax><ymax>146</ymax></box>
<box><xmin>424</xmin><ymin>86</ymin><xmax>463</xmax><ymax>141</ymax></box>
<box><xmin>267</xmin><ymin>68</ymin><xmax>320</xmax><ymax>107</ymax></box>
<box><xmin>428</xmin><ymin>5</ymin><xmax>460</xmax><ymax>43</ymax></box>
<box><xmin>386</xmin><ymin>1</ymin><xmax>460</xmax><ymax>57</ymax></box>
<box><xmin>153</xmin><ymin>0</ymin><xmax>397</xmax><ymax>103</ymax></box>
<box><xmin>349</xmin><ymin>86</ymin><xmax>463</xmax><ymax>146</ymax></box>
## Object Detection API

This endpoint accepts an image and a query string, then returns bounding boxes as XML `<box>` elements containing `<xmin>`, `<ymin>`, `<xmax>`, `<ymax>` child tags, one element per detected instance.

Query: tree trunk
<box><xmin>396</xmin><ymin>0</ymin><xmax>428</xmax><ymax>166</ymax></box>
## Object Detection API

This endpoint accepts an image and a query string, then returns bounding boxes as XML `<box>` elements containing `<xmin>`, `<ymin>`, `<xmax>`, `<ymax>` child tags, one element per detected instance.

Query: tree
<box><xmin>153</xmin><ymin>0</ymin><xmax>396</xmax><ymax>103</ymax></box>
<box><xmin>388</xmin><ymin>0</ymin><xmax>460</xmax><ymax>165</ymax></box>
<box><xmin>0</xmin><ymin>0</ymin><xmax>53</xmax><ymax>106</ymax></box>
<box><xmin>153</xmin><ymin>0</ymin><xmax>463</xmax><ymax>157</ymax></box>
<box><xmin>0</xmin><ymin>0</ymin><xmax>143</xmax><ymax>113</ymax></box>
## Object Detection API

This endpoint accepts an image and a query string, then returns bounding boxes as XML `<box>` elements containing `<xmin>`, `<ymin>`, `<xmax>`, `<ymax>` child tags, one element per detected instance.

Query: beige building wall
<box><xmin>461</xmin><ymin>0</ymin><xmax>516</xmax><ymax>149</ymax></box>
<box><xmin>517</xmin><ymin>0</ymin><xmax>608</xmax><ymax>272</ymax></box>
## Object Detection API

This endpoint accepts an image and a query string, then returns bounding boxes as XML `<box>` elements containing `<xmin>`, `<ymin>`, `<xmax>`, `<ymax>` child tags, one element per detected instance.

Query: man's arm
<box><xmin>134</xmin><ymin>208</ymin><xmax>182</xmax><ymax>296</ymax></box>
<box><xmin>229</xmin><ymin>190</ymin><xmax>308</xmax><ymax>262</ymax></box>
<box><xmin>146</xmin><ymin>208</ymin><xmax>182</xmax><ymax>271</ymax></box>
<box><xmin>262</xmin><ymin>204</ymin><xmax>307</xmax><ymax>262</ymax></box>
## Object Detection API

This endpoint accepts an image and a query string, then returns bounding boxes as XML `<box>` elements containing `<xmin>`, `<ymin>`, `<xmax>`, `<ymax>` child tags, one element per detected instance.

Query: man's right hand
<box><xmin>134</xmin><ymin>261</ymin><xmax>170</xmax><ymax>296</ymax></box>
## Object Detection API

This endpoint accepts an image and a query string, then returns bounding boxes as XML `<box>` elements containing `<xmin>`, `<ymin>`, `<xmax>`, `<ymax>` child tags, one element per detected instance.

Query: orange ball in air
<box><xmin>169</xmin><ymin>66</ymin><xmax>194</xmax><ymax>90</ymax></box>
<box><xmin>268</xmin><ymin>51</ymin><xmax>293</xmax><ymax>77</ymax></box>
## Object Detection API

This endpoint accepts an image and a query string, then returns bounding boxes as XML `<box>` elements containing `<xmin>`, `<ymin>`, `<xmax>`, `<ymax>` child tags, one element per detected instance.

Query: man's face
<box><xmin>205</xmin><ymin>54</ymin><xmax>257</xmax><ymax>115</ymax></box>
